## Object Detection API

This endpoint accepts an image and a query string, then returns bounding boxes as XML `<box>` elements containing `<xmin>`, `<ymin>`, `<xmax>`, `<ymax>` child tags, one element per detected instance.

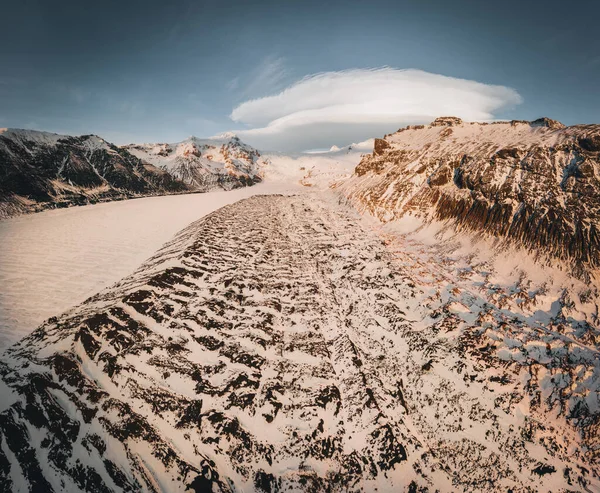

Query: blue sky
<box><xmin>1</xmin><ymin>0</ymin><xmax>599</xmax><ymax>150</ymax></box>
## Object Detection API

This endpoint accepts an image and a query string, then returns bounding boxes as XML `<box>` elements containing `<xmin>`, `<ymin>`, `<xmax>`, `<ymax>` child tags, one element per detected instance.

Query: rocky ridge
<box><xmin>337</xmin><ymin>117</ymin><xmax>600</xmax><ymax>274</ymax></box>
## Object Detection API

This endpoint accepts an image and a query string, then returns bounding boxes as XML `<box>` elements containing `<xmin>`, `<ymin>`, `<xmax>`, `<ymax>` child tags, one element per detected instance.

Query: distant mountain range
<box><xmin>123</xmin><ymin>134</ymin><xmax>262</xmax><ymax>191</ymax></box>
<box><xmin>0</xmin><ymin>129</ymin><xmax>264</xmax><ymax>218</ymax></box>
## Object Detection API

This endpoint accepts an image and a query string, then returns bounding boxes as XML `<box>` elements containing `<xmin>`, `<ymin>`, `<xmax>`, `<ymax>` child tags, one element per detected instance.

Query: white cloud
<box><xmin>229</xmin><ymin>68</ymin><xmax>522</xmax><ymax>151</ymax></box>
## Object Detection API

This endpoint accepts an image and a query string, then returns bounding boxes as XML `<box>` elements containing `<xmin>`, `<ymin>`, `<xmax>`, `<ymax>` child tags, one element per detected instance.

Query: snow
<box><xmin>261</xmin><ymin>139</ymin><xmax>372</xmax><ymax>189</ymax></box>
<box><xmin>0</xmin><ymin>124</ymin><xmax>598</xmax><ymax>491</ymax></box>
<box><xmin>385</xmin><ymin>120</ymin><xmax>566</xmax><ymax>151</ymax></box>
<box><xmin>124</xmin><ymin>135</ymin><xmax>254</xmax><ymax>171</ymax></box>
<box><xmin>0</xmin><ymin>140</ymin><xmax>369</xmax><ymax>350</ymax></box>
<box><xmin>0</xmin><ymin>131</ymin><xmax>372</xmax><ymax>349</ymax></box>
<box><xmin>0</xmin><ymin>182</ymin><xmax>297</xmax><ymax>350</ymax></box>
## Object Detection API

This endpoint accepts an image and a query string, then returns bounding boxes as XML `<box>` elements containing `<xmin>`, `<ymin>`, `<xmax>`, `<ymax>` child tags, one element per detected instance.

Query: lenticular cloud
<box><xmin>229</xmin><ymin>68</ymin><xmax>522</xmax><ymax>151</ymax></box>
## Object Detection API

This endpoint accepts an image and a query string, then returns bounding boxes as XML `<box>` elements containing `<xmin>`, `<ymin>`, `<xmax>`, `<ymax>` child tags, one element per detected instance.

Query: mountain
<box><xmin>0</xmin><ymin>130</ymin><xmax>263</xmax><ymax>219</ymax></box>
<box><xmin>338</xmin><ymin>117</ymin><xmax>600</xmax><ymax>275</ymax></box>
<box><xmin>122</xmin><ymin>134</ymin><xmax>263</xmax><ymax>192</ymax></box>
<box><xmin>0</xmin><ymin>129</ymin><xmax>188</xmax><ymax>218</ymax></box>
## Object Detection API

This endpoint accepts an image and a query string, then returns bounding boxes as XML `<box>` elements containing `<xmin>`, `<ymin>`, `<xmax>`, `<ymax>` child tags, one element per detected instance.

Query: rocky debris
<box><xmin>339</xmin><ymin>117</ymin><xmax>600</xmax><ymax>274</ymax></box>
<box><xmin>0</xmin><ymin>194</ymin><xmax>597</xmax><ymax>492</ymax></box>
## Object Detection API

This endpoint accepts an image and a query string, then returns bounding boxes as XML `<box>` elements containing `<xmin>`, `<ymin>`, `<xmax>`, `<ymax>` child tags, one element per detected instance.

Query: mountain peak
<box><xmin>530</xmin><ymin>117</ymin><xmax>565</xmax><ymax>129</ymax></box>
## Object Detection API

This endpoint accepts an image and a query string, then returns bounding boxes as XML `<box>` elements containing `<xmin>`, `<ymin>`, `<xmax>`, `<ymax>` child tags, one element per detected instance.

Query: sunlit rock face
<box><xmin>123</xmin><ymin>135</ymin><xmax>263</xmax><ymax>192</ymax></box>
<box><xmin>340</xmin><ymin>117</ymin><xmax>600</xmax><ymax>273</ymax></box>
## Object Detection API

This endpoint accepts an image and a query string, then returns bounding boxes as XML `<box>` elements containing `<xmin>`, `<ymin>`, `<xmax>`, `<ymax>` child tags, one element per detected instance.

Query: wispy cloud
<box><xmin>226</xmin><ymin>76</ymin><xmax>240</xmax><ymax>91</ymax></box>
<box><xmin>230</xmin><ymin>55</ymin><xmax>290</xmax><ymax>100</ymax></box>
<box><xmin>229</xmin><ymin>68</ymin><xmax>522</xmax><ymax>151</ymax></box>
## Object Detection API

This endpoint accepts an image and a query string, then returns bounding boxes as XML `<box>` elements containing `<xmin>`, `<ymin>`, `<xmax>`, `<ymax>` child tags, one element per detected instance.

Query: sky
<box><xmin>1</xmin><ymin>0</ymin><xmax>599</xmax><ymax>151</ymax></box>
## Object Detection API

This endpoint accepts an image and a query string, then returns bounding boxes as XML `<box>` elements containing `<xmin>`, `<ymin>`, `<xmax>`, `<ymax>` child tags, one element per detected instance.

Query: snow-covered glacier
<box><xmin>0</xmin><ymin>119</ymin><xmax>599</xmax><ymax>492</ymax></box>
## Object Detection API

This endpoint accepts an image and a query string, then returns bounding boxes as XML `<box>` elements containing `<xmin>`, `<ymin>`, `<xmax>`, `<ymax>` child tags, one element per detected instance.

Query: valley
<box><xmin>0</xmin><ymin>118</ymin><xmax>598</xmax><ymax>492</ymax></box>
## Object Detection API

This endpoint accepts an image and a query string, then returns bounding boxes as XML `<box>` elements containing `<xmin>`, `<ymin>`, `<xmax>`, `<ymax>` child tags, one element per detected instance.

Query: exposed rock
<box><xmin>531</xmin><ymin>117</ymin><xmax>566</xmax><ymax>130</ymax></box>
<box><xmin>338</xmin><ymin>118</ymin><xmax>600</xmax><ymax>274</ymax></box>
<box><xmin>374</xmin><ymin>138</ymin><xmax>391</xmax><ymax>156</ymax></box>
<box><xmin>431</xmin><ymin>116</ymin><xmax>464</xmax><ymax>127</ymax></box>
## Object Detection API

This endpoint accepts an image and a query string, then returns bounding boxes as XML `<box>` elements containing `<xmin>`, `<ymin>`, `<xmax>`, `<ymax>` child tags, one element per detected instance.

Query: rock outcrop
<box><xmin>339</xmin><ymin>118</ymin><xmax>600</xmax><ymax>274</ymax></box>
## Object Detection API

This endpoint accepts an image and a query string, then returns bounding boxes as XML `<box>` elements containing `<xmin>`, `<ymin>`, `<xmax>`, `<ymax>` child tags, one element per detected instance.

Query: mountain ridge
<box><xmin>0</xmin><ymin>129</ymin><xmax>263</xmax><ymax>218</ymax></box>
<box><xmin>122</xmin><ymin>134</ymin><xmax>263</xmax><ymax>191</ymax></box>
<box><xmin>338</xmin><ymin>116</ymin><xmax>600</xmax><ymax>276</ymax></box>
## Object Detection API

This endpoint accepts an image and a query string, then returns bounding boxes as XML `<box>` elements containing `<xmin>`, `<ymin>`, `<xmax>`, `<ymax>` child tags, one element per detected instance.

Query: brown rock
<box><xmin>431</xmin><ymin>116</ymin><xmax>463</xmax><ymax>127</ymax></box>
<box><xmin>373</xmin><ymin>138</ymin><xmax>391</xmax><ymax>156</ymax></box>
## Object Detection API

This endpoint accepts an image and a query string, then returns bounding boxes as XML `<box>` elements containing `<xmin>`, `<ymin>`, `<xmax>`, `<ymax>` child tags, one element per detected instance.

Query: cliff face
<box><xmin>339</xmin><ymin>117</ymin><xmax>600</xmax><ymax>272</ymax></box>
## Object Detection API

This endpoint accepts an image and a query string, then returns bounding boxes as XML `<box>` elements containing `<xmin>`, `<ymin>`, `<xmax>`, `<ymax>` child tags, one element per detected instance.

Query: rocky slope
<box><xmin>0</xmin><ymin>194</ymin><xmax>598</xmax><ymax>492</ymax></box>
<box><xmin>123</xmin><ymin>134</ymin><xmax>263</xmax><ymax>192</ymax></box>
<box><xmin>0</xmin><ymin>130</ymin><xmax>263</xmax><ymax>218</ymax></box>
<box><xmin>337</xmin><ymin>117</ymin><xmax>600</xmax><ymax>275</ymax></box>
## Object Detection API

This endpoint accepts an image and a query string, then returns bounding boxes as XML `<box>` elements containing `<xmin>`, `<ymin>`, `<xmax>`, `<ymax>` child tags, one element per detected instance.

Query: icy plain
<box><xmin>0</xmin><ymin>184</ymin><xmax>291</xmax><ymax>349</ymax></box>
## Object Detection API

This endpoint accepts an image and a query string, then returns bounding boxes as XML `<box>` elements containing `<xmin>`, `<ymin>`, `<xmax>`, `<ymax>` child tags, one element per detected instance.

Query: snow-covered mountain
<box><xmin>122</xmin><ymin>134</ymin><xmax>263</xmax><ymax>192</ymax></box>
<box><xmin>0</xmin><ymin>130</ymin><xmax>264</xmax><ymax>218</ymax></box>
<box><xmin>338</xmin><ymin>117</ymin><xmax>600</xmax><ymax>275</ymax></box>
<box><xmin>0</xmin><ymin>129</ymin><xmax>189</xmax><ymax>218</ymax></box>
